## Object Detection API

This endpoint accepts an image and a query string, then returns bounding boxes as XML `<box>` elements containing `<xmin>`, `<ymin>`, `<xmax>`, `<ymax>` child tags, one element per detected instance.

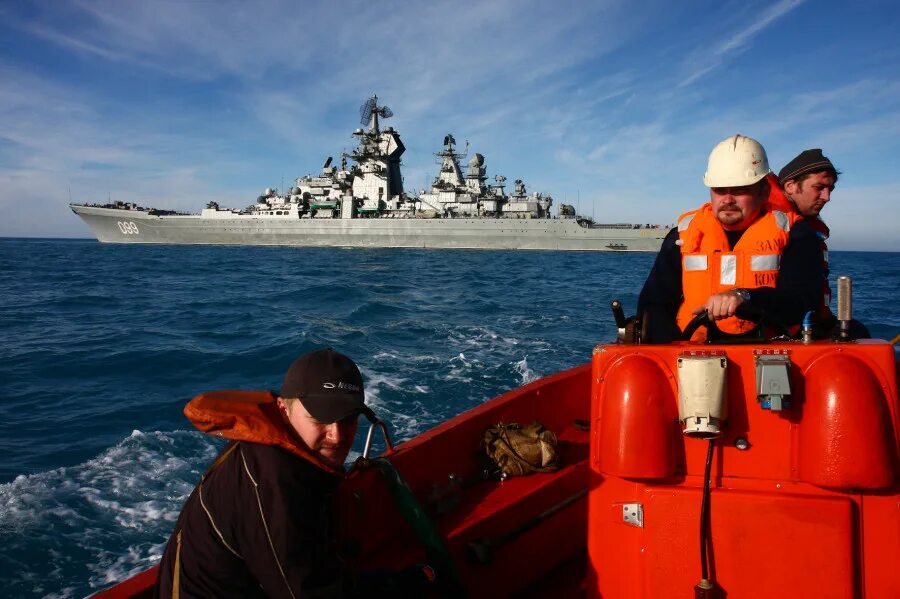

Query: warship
<box><xmin>70</xmin><ymin>97</ymin><xmax>668</xmax><ymax>251</ymax></box>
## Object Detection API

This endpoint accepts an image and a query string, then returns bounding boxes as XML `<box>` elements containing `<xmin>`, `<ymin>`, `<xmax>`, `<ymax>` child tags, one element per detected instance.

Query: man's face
<box><xmin>709</xmin><ymin>182</ymin><xmax>767</xmax><ymax>230</ymax></box>
<box><xmin>278</xmin><ymin>398</ymin><xmax>359</xmax><ymax>469</ymax></box>
<box><xmin>784</xmin><ymin>171</ymin><xmax>835</xmax><ymax>218</ymax></box>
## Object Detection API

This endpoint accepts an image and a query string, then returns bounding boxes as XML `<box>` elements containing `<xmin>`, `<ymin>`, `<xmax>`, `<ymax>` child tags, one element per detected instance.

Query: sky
<box><xmin>0</xmin><ymin>0</ymin><xmax>898</xmax><ymax>251</ymax></box>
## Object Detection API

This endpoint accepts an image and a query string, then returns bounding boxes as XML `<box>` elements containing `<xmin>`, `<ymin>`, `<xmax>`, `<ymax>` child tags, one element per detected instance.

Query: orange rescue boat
<box><xmin>94</xmin><ymin>300</ymin><xmax>900</xmax><ymax>598</ymax></box>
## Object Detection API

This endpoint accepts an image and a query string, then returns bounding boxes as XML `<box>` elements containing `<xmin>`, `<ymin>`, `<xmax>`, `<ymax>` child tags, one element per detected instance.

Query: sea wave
<box><xmin>0</xmin><ymin>429</ymin><xmax>221</xmax><ymax>597</ymax></box>
<box><xmin>0</xmin><ymin>240</ymin><xmax>897</xmax><ymax>597</ymax></box>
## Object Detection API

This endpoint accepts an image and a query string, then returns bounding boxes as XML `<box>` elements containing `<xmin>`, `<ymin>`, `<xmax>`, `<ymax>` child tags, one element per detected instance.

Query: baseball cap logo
<box><xmin>322</xmin><ymin>381</ymin><xmax>361</xmax><ymax>392</ymax></box>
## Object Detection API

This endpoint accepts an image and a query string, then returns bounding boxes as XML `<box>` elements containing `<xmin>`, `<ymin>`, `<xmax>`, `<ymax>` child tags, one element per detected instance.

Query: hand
<box><xmin>692</xmin><ymin>290</ymin><xmax>747</xmax><ymax>321</ymax></box>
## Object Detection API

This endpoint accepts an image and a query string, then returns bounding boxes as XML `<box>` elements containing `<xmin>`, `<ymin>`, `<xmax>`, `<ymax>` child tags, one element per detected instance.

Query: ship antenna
<box><xmin>359</xmin><ymin>95</ymin><xmax>394</xmax><ymax>134</ymax></box>
<box><xmin>360</xmin><ymin>96</ymin><xmax>376</xmax><ymax>130</ymax></box>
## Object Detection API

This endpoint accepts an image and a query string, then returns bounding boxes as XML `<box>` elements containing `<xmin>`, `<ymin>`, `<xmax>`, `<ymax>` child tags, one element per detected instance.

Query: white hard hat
<box><xmin>703</xmin><ymin>134</ymin><xmax>771</xmax><ymax>187</ymax></box>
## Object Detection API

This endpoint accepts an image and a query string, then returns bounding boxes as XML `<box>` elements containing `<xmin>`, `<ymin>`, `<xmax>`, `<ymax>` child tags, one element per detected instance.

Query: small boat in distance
<box><xmin>70</xmin><ymin>96</ymin><xmax>668</xmax><ymax>251</ymax></box>
<box><xmin>93</xmin><ymin>281</ymin><xmax>899</xmax><ymax>598</ymax></box>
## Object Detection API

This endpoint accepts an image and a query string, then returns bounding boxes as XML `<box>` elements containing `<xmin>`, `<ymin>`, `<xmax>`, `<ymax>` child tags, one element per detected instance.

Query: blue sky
<box><xmin>1</xmin><ymin>0</ymin><xmax>898</xmax><ymax>250</ymax></box>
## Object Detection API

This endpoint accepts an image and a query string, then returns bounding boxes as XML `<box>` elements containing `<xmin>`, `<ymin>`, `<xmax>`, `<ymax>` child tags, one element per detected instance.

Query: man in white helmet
<box><xmin>637</xmin><ymin>134</ymin><xmax>824</xmax><ymax>342</ymax></box>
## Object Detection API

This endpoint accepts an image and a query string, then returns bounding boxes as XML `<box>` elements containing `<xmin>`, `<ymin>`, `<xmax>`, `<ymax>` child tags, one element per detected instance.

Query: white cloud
<box><xmin>0</xmin><ymin>0</ymin><xmax>898</xmax><ymax>251</ymax></box>
<box><xmin>678</xmin><ymin>0</ymin><xmax>805</xmax><ymax>87</ymax></box>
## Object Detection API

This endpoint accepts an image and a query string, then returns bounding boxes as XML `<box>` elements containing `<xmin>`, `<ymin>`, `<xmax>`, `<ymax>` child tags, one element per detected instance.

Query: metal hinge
<box><xmin>623</xmin><ymin>503</ymin><xmax>644</xmax><ymax>528</ymax></box>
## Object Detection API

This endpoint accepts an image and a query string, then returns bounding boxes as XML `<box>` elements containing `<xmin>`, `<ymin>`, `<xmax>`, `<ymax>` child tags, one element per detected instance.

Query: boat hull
<box><xmin>92</xmin><ymin>364</ymin><xmax>592</xmax><ymax>598</ymax></box>
<box><xmin>92</xmin><ymin>339</ymin><xmax>900</xmax><ymax>598</ymax></box>
<box><xmin>70</xmin><ymin>205</ymin><xmax>666</xmax><ymax>251</ymax></box>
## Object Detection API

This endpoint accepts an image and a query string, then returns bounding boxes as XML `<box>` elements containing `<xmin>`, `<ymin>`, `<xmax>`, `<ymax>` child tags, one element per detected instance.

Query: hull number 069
<box><xmin>117</xmin><ymin>221</ymin><xmax>140</xmax><ymax>235</ymax></box>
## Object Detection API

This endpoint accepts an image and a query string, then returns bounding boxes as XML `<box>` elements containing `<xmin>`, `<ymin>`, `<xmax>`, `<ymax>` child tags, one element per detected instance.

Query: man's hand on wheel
<box><xmin>693</xmin><ymin>290</ymin><xmax>747</xmax><ymax>321</ymax></box>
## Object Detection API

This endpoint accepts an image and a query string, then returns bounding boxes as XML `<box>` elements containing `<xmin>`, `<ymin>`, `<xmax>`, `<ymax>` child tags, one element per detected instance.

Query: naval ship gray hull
<box><xmin>71</xmin><ymin>205</ymin><xmax>665</xmax><ymax>252</ymax></box>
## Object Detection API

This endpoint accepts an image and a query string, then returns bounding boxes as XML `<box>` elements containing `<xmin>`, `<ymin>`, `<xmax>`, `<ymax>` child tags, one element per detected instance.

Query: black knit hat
<box><xmin>778</xmin><ymin>149</ymin><xmax>836</xmax><ymax>184</ymax></box>
<box><xmin>280</xmin><ymin>348</ymin><xmax>372</xmax><ymax>423</ymax></box>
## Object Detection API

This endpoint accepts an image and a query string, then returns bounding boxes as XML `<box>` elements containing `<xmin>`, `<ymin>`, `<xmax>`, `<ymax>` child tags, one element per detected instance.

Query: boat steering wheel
<box><xmin>681</xmin><ymin>305</ymin><xmax>793</xmax><ymax>343</ymax></box>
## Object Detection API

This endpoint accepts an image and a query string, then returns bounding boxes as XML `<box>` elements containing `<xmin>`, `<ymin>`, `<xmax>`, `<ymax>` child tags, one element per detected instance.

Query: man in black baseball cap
<box><xmin>278</xmin><ymin>347</ymin><xmax>374</xmax><ymax>469</ymax></box>
<box><xmin>156</xmin><ymin>347</ymin><xmax>374</xmax><ymax>598</ymax></box>
<box><xmin>281</xmin><ymin>347</ymin><xmax>372</xmax><ymax>423</ymax></box>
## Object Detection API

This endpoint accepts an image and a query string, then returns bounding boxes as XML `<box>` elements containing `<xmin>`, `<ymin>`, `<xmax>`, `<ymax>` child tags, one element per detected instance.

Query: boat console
<box><xmin>590</xmin><ymin>279</ymin><xmax>899</xmax><ymax>597</ymax></box>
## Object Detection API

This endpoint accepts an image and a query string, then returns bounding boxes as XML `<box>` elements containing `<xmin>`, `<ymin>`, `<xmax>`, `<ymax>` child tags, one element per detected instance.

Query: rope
<box><xmin>369</xmin><ymin>457</ymin><xmax>468</xmax><ymax>597</ymax></box>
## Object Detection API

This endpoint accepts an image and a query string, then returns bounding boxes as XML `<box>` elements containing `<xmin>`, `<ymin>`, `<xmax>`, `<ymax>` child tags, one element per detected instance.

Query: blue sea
<box><xmin>1</xmin><ymin>239</ymin><xmax>898</xmax><ymax>598</ymax></box>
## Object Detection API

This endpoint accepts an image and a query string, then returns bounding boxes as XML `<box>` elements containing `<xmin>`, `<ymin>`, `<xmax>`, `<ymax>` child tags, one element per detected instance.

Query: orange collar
<box><xmin>184</xmin><ymin>390</ymin><xmax>344</xmax><ymax>476</ymax></box>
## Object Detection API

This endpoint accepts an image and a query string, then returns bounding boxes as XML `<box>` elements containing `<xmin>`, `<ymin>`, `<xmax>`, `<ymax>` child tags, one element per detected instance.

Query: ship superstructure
<box><xmin>416</xmin><ymin>135</ymin><xmax>552</xmax><ymax>219</ymax></box>
<box><xmin>70</xmin><ymin>96</ymin><xmax>668</xmax><ymax>251</ymax></box>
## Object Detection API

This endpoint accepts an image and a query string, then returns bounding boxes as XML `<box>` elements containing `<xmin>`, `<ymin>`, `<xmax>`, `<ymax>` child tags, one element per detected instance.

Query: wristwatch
<box><xmin>733</xmin><ymin>288</ymin><xmax>751</xmax><ymax>302</ymax></box>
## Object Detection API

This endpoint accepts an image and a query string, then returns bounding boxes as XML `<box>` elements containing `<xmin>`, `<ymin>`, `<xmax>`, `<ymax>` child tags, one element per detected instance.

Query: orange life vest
<box><xmin>676</xmin><ymin>202</ymin><xmax>799</xmax><ymax>341</ymax></box>
<box><xmin>764</xmin><ymin>173</ymin><xmax>832</xmax><ymax>317</ymax></box>
<box><xmin>183</xmin><ymin>389</ymin><xmax>343</xmax><ymax>475</ymax></box>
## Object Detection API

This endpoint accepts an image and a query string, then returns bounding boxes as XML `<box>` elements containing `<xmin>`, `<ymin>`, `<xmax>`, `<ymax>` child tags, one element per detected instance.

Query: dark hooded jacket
<box><xmin>765</xmin><ymin>173</ymin><xmax>833</xmax><ymax>320</ymax></box>
<box><xmin>154</xmin><ymin>391</ymin><xmax>346</xmax><ymax>599</ymax></box>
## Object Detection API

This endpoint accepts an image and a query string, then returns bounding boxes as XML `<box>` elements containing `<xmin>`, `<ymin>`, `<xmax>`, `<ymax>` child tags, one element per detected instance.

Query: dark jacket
<box><xmin>155</xmin><ymin>392</ymin><xmax>345</xmax><ymax>599</ymax></box>
<box><xmin>766</xmin><ymin>173</ymin><xmax>834</xmax><ymax>319</ymax></box>
<box><xmin>637</xmin><ymin>215</ymin><xmax>823</xmax><ymax>343</ymax></box>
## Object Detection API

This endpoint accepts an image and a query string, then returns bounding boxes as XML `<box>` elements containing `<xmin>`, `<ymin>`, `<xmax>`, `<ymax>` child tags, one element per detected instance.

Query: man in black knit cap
<box><xmin>778</xmin><ymin>148</ymin><xmax>839</xmax><ymax>221</ymax></box>
<box><xmin>771</xmin><ymin>150</ymin><xmax>840</xmax><ymax>329</ymax></box>
<box><xmin>773</xmin><ymin>149</ymin><xmax>868</xmax><ymax>337</ymax></box>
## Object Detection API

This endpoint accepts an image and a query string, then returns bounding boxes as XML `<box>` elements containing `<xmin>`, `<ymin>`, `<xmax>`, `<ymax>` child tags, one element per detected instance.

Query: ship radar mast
<box><xmin>359</xmin><ymin>95</ymin><xmax>394</xmax><ymax>134</ymax></box>
<box><xmin>433</xmin><ymin>133</ymin><xmax>468</xmax><ymax>188</ymax></box>
<box><xmin>436</xmin><ymin>134</ymin><xmax>468</xmax><ymax>162</ymax></box>
<box><xmin>351</xmin><ymin>95</ymin><xmax>406</xmax><ymax>204</ymax></box>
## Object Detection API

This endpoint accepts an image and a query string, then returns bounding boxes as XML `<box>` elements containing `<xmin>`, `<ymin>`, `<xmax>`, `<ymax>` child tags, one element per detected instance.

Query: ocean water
<box><xmin>0</xmin><ymin>238</ymin><xmax>897</xmax><ymax>598</ymax></box>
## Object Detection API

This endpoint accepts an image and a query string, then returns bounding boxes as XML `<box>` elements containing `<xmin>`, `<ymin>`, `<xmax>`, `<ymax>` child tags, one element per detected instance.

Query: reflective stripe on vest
<box><xmin>678</xmin><ymin>213</ymin><xmax>695</xmax><ymax>232</ymax></box>
<box><xmin>684</xmin><ymin>255</ymin><xmax>708</xmax><ymax>271</ymax></box>
<box><xmin>772</xmin><ymin>210</ymin><xmax>790</xmax><ymax>232</ymax></box>
<box><xmin>720</xmin><ymin>254</ymin><xmax>737</xmax><ymax>285</ymax></box>
<box><xmin>751</xmin><ymin>254</ymin><xmax>780</xmax><ymax>271</ymax></box>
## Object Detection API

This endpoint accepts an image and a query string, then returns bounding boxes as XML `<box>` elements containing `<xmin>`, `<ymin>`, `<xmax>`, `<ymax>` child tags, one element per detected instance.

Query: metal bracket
<box><xmin>623</xmin><ymin>503</ymin><xmax>644</xmax><ymax>528</ymax></box>
<box><xmin>755</xmin><ymin>354</ymin><xmax>792</xmax><ymax>411</ymax></box>
<box><xmin>362</xmin><ymin>418</ymin><xmax>394</xmax><ymax>459</ymax></box>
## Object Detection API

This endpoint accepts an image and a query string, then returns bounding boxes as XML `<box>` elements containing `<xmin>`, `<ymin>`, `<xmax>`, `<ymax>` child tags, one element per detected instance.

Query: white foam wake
<box><xmin>0</xmin><ymin>429</ymin><xmax>221</xmax><ymax>598</ymax></box>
